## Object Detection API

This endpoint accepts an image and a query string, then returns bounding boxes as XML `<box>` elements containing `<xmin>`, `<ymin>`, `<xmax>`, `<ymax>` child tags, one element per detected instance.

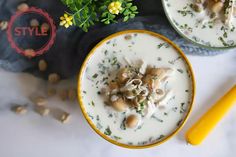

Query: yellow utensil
<box><xmin>186</xmin><ymin>85</ymin><xmax>236</xmax><ymax>145</ymax></box>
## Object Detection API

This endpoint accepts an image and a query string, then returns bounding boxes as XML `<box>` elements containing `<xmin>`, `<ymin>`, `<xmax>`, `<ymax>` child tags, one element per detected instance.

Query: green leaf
<box><xmin>104</xmin><ymin>20</ymin><xmax>110</xmax><ymax>24</ymax></box>
<box><xmin>130</xmin><ymin>13</ymin><xmax>135</xmax><ymax>18</ymax></box>
<box><xmin>123</xmin><ymin>9</ymin><xmax>130</xmax><ymax>16</ymax></box>
<box><xmin>104</xmin><ymin>126</ymin><xmax>112</xmax><ymax>136</ymax></box>
<box><xmin>101</xmin><ymin>12</ymin><xmax>108</xmax><ymax>18</ymax></box>
<box><xmin>123</xmin><ymin>16</ymin><xmax>129</xmax><ymax>22</ymax></box>
<box><xmin>126</xmin><ymin>3</ymin><xmax>132</xmax><ymax>8</ymax></box>
<box><xmin>130</xmin><ymin>6</ymin><xmax>137</xmax><ymax>11</ymax></box>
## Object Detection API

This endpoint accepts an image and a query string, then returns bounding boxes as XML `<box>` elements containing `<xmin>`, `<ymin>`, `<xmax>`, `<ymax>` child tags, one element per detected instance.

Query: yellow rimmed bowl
<box><xmin>78</xmin><ymin>30</ymin><xmax>195</xmax><ymax>149</ymax></box>
<box><xmin>161</xmin><ymin>0</ymin><xmax>236</xmax><ymax>49</ymax></box>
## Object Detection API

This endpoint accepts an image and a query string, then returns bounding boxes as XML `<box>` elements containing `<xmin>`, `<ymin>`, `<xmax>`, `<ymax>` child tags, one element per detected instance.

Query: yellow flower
<box><xmin>60</xmin><ymin>13</ymin><xmax>73</xmax><ymax>28</ymax></box>
<box><xmin>108</xmin><ymin>1</ymin><xmax>122</xmax><ymax>15</ymax></box>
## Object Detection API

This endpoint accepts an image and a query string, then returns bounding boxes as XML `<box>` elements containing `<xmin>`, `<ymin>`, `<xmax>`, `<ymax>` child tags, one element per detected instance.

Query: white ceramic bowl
<box><xmin>162</xmin><ymin>0</ymin><xmax>236</xmax><ymax>49</ymax></box>
<box><xmin>78</xmin><ymin>30</ymin><xmax>195</xmax><ymax>148</ymax></box>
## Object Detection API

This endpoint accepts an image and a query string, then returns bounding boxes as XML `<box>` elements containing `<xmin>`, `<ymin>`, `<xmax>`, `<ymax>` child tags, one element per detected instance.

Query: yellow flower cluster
<box><xmin>60</xmin><ymin>13</ymin><xmax>73</xmax><ymax>28</ymax></box>
<box><xmin>108</xmin><ymin>1</ymin><xmax>122</xmax><ymax>15</ymax></box>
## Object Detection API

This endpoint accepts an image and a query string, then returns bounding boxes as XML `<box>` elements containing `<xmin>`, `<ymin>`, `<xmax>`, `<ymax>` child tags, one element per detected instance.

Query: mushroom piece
<box><xmin>126</xmin><ymin>114</ymin><xmax>139</xmax><ymax>128</ymax></box>
<box><xmin>117</xmin><ymin>68</ymin><xmax>130</xmax><ymax>84</ymax></box>
<box><xmin>111</xmin><ymin>98</ymin><xmax>128</xmax><ymax>112</ymax></box>
<box><xmin>137</xmin><ymin>95</ymin><xmax>146</xmax><ymax>103</ymax></box>
<box><xmin>109</xmin><ymin>81</ymin><xmax>119</xmax><ymax>91</ymax></box>
<box><xmin>142</xmin><ymin>74</ymin><xmax>161</xmax><ymax>90</ymax></box>
<box><xmin>120</xmin><ymin>83</ymin><xmax>137</xmax><ymax>92</ymax></box>
<box><xmin>124</xmin><ymin>90</ymin><xmax>136</xmax><ymax>99</ymax></box>
<box><xmin>142</xmin><ymin>74</ymin><xmax>154</xmax><ymax>89</ymax></box>
<box><xmin>195</xmin><ymin>0</ymin><xmax>205</xmax><ymax>4</ymax></box>
<box><xmin>211</xmin><ymin>1</ymin><xmax>224</xmax><ymax>13</ymax></box>
<box><xmin>156</xmin><ymin>90</ymin><xmax>173</xmax><ymax>106</ymax></box>
<box><xmin>149</xmin><ymin>68</ymin><xmax>173</xmax><ymax>79</ymax></box>
<box><xmin>143</xmin><ymin>102</ymin><xmax>156</xmax><ymax>118</ymax></box>
<box><xmin>191</xmin><ymin>3</ymin><xmax>203</xmax><ymax>12</ymax></box>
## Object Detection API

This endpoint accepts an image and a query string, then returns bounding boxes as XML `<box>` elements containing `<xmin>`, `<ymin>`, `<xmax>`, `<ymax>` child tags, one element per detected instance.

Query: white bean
<box><xmin>38</xmin><ymin>59</ymin><xmax>47</xmax><ymax>71</ymax></box>
<box><xmin>30</xmin><ymin>19</ymin><xmax>39</xmax><ymax>27</ymax></box>
<box><xmin>17</xmin><ymin>3</ymin><xmax>29</xmax><ymax>12</ymax></box>
<box><xmin>59</xmin><ymin>112</ymin><xmax>70</xmax><ymax>123</ymax></box>
<box><xmin>12</xmin><ymin>105</ymin><xmax>27</xmax><ymax>114</ymax></box>
<box><xmin>35</xmin><ymin>106</ymin><xmax>50</xmax><ymax>116</ymax></box>
<box><xmin>48</xmin><ymin>73</ymin><xmax>60</xmax><ymax>84</ymax></box>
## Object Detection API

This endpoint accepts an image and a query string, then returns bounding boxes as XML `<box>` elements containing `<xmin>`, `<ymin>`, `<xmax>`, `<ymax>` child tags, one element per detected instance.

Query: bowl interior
<box><xmin>162</xmin><ymin>0</ymin><xmax>236</xmax><ymax>49</ymax></box>
<box><xmin>78</xmin><ymin>30</ymin><xmax>195</xmax><ymax>148</ymax></box>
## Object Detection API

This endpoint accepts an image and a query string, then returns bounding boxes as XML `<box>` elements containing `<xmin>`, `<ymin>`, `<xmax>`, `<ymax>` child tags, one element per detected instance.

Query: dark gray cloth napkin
<box><xmin>0</xmin><ymin>0</ymin><xmax>228</xmax><ymax>79</ymax></box>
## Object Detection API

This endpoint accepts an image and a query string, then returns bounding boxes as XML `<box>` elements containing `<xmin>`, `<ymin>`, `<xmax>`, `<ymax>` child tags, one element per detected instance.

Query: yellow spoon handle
<box><xmin>186</xmin><ymin>85</ymin><xmax>236</xmax><ymax>145</ymax></box>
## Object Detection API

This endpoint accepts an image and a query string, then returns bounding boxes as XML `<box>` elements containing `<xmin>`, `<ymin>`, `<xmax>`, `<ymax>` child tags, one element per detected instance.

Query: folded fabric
<box><xmin>0</xmin><ymin>0</ymin><xmax>231</xmax><ymax>79</ymax></box>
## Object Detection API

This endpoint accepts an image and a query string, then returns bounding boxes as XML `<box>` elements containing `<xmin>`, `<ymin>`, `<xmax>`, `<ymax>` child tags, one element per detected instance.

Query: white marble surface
<box><xmin>0</xmin><ymin>51</ymin><xmax>236</xmax><ymax>157</ymax></box>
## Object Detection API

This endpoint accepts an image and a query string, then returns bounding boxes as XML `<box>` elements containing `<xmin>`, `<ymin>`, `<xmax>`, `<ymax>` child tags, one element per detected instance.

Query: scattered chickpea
<box><xmin>35</xmin><ymin>106</ymin><xmax>50</xmax><ymax>116</ymax></box>
<box><xmin>24</xmin><ymin>49</ymin><xmax>35</xmax><ymax>58</ymax></box>
<box><xmin>0</xmin><ymin>21</ymin><xmax>8</xmax><ymax>30</ymax></box>
<box><xmin>30</xmin><ymin>19</ymin><xmax>39</xmax><ymax>27</ymax></box>
<box><xmin>68</xmin><ymin>88</ymin><xmax>77</xmax><ymax>101</ymax></box>
<box><xmin>126</xmin><ymin>115</ymin><xmax>139</xmax><ymax>128</ymax></box>
<box><xmin>41</xmin><ymin>23</ymin><xmax>50</xmax><ymax>32</ymax></box>
<box><xmin>17</xmin><ymin>3</ymin><xmax>29</xmax><ymax>12</ymax></box>
<box><xmin>59</xmin><ymin>89</ymin><xmax>68</xmax><ymax>101</ymax></box>
<box><xmin>112</xmin><ymin>98</ymin><xmax>128</xmax><ymax>112</ymax></box>
<box><xmin>33</xmin><ymin>96</ymin><xmax>47</xmax><ymax>106</ymax></box>
<box><xmin>38</xmin><ymin>59</ymin><xmax>47</xmax><ymax>71</ymax></box>
<box><xmin>12</xmin><ymin>105</ymin><xmax>27</xmax><ymax>114</ymax></box>
<box><xmin>48</xmin><ymin>73</ymin><xmax>60</xmax><ymax>84</ymax></box>
<box><xmin>59</xmin><ymin>112</ymin><xmax>70</xmax><ymax>123</ymax></box>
